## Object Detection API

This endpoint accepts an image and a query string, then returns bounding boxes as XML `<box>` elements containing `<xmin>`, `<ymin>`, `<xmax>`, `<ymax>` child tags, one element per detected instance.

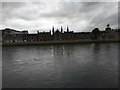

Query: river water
<box><xmin>2</xmin><ymin>43</ymin><xmax>119</xmax><ymax>88</ymax></box>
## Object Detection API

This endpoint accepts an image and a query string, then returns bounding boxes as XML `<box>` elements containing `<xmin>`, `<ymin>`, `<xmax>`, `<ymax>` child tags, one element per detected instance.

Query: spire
<box><xmin>49</xmin><ymin>30</ymin><xmax>51</xmax><ymax>35</ymax></box>
<box><xmin>67</xmin><ymin>26</ymin><xmax>69</xmax><ymax>32</ymax></box>
<box><xmin>37</xmin><ymin>30</ymin><xmax>39</xmax><ymax>34</ymax></box>
<box><xmin>52</xmin><ymin>26</ymin><xmax>54</xmax><ymax>31</ymax></box>
<box><xmin>61</xmin><ymin>26</ymin><xmax>63</xmax><ymax>33</ymax></box>
<box><xmin>52</xmin><ymin>26</ymin><xmax>54</xmax><ymax>35</ymax></box>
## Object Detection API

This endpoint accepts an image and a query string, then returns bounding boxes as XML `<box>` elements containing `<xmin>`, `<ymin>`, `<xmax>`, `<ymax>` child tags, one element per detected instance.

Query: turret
<box><xmin>107</xmin><ymin>24</ymin><xmax>110</xmax><ymax>28</ymax></box>
<box><xmin>105</xmin><ymin>24</ymin><xmax>111</xmax><ymax>32</ymax></box>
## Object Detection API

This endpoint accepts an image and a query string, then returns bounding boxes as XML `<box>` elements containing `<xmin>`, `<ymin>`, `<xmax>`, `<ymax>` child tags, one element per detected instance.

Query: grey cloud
<box><xmin>0</xmin><ymin>2</ymin><xmax>2</xmax><ymax>26</ymax></box>
<box><xmin>1</xmin><ymin>2</ymin><xmax>118</xmax><ymax>33</ymax></box>
<box><xmin>2</xmin><ymin>2</ymin><xmax>25</xmax><ymax>9</ymax></box>
<box><xmin>2</xmin><ymin>2</ymin><xmax>26</xmax><ymax>21</ymax></box>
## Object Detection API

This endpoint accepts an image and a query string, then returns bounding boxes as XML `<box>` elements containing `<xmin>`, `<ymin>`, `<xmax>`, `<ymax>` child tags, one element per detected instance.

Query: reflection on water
<box><xmin>2</xmin><ymin>43</ymin><xmax>118</xmax><ymax>88</ymax></box>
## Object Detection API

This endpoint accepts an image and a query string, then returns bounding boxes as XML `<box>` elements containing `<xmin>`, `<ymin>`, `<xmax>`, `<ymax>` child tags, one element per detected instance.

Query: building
<box><xmin>2</xmin><ymin>28</ymin><xmax>29</xmax><ymax>43</ymax></box>
<box><xmin>1</xmin><ymin>24</ymin><xmax>120</xmax><ymax>44</ymax></box>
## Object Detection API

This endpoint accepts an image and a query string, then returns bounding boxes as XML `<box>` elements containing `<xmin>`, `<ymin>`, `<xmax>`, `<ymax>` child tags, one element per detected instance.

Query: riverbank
<box><xmin>2</xmin><ymin>39</ymin><xmax>120</xmax><ymax>46</ymax></box>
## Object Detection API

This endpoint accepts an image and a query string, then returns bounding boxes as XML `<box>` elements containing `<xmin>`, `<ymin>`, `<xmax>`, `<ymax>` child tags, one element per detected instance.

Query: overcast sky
<box><xmin>0</xmin><ymin>0</ymin><xmax>118</xmax><ymax>33</ymax></box>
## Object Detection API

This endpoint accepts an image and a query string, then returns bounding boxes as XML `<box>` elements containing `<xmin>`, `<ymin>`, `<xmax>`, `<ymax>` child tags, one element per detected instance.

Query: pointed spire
<box><xmin>67</xmin><ymin>26</ymin><xmax>69</xmax><ymax>32</ymax></box>
<box><xmin>37</xmin><ymin>30</ymin><xmax>39</xmax><ymax>34</ymax></box>
<box><xmin>52</xmin><ymin>26</ymin><xmax>54</xmax><ymax>31</ymax></box>
<box><xmin>49</xmin><ymin>30</ymin><xmax>51</xmax><ymax>33</ymax></box>
<box><xmin>52</xmin><ymin>26</ymin><xmax>54</xmax><ymax>35</ymax></box>
<box><xmin>61</xmin><ymin>26</ymin><xmax>63</xmax><ymax>33</ymax></box>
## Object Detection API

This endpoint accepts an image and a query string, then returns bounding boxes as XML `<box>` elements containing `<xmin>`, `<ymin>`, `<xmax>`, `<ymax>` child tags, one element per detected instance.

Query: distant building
<box><xmin>105</xmin><ymin>24</ymin><xmax>111</xmax><ymax>32</ymax></box>
<box><xmin>2</xmin><ymin>28</ymin><xmax>29</xmax><ymax>43</ymax></box>
<box><xmin>2</xmin><ymin>28</ymin><xmax>23</xmax><ymax>35</ymax></box>
<box><xmin>0</xmin><ymin>30</ymin><xmax>2</xmax><ymax>43</ymax></box>
<box><xmin>91</xmin><ymin>28</ymin><xmax>100</xmax><ymax>40</ymax></box>
<box><xmin>37</xmin><ymin>31</ymin><xmax>52</xmax><ymax>41</ymax></box>
<box><xmin>22</xmin><ymin>31</ymin><xmax>29</xmax><ymax>34</ymax></box>
<box><xmin>104</xmin><ymin>24</ymin><xmax>118</xmax><ymax>39</ymax></box>
<box><xmin>1</xmin><ymin>24</ymin><xmax>120</xmax><ymax>43</ymax></box>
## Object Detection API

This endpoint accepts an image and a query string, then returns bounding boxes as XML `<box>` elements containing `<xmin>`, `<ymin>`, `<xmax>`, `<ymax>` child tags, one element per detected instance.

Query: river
<box><xmin>2</xmin><ymin>43</ymin><xmax>119</xmax><ymax>88</ymax></box>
